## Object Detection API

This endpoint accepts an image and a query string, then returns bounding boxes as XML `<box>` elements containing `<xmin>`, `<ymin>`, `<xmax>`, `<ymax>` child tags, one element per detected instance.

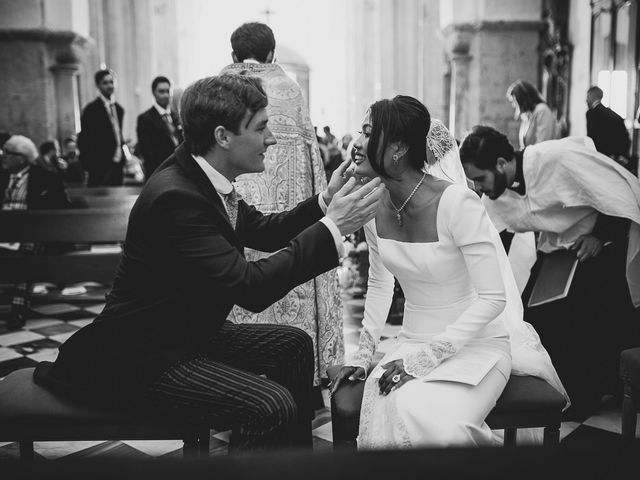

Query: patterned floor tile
<box><xmin>23</xmin><ymin>318</ymin><xmax>64</xmax><ymax>330</ymax></box>
<box><xmin>68</xmin><ymin>318</ymin><xmax>95</xmax><ymax>328</ymax></box>
<box><xmin>34</xmin><ymin>441</ymin><xmax>105</xmax><ymax>460</ymax></box>
<box><xmin>27</xmin><ymin>348</ymin><xmax>59</xmax><ymax>363</ymax></box>
<box><xmin>84</xmin><ymin>304</ymin><xmax>106</xmax><ymax>315</ymax></box>
<box><xmin>0</xmin><ymin>357</ymin><xmax>38</xmax><ymax>377</ymax></box>
<box><xmin>0</xmin><ymin>346</ymin><xmax>22</xmax><ymax>363</ymax></box>
<box><xmin>0</xmin><ymin>330</ymin><xmax>46</xmax><ymax>347</ymax></box>
<box><xmin>312</xmin><ymin>421</ymin><xmax>333</xmax><ymax>442</ymax></box>
<box><xmin>30</xmin><ymin>303</ymin><xmax>81</xmax><ymax>315</ymax></box>
<box><xmin>30</xmin><ymin>322</ymin><xmax>80</xmax><ymax>337</ymax></box>
<box><xmin>49</xmin><ymin>331</ymin><xmax>77</xmax><ymax>344</ymax></box>
<box><xmin>10</xmin><ymin>338</ymin><xmax>61</xmax><ymax>355</ymax></box>
<box><xmin>121</xmin><ymin>439</ymin><xmax>185</xmax><ymax>457</ymax></box>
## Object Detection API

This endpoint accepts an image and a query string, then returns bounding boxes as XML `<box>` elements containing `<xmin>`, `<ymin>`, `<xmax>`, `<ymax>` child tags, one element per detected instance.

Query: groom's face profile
<box><xmin>227</xmin><ymin>107</ymin><xmax>276</xmax><ymax>175</ymax></box>
<box><xmin>463</xmin><ymin>163</ymin><xmax>508</xmax><ymax>200</ymax></box>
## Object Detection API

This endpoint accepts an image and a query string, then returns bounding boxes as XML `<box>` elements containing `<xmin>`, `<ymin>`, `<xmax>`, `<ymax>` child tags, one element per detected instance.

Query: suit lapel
<box><xmin>149</xmin><ymin>107</ymin><xmax>171</xmax><ymax>139</ymax></box>
<box><xmin>174</xmin><ymin>145</ymin><xmax>240</xmax><ymax>245</ymax></box>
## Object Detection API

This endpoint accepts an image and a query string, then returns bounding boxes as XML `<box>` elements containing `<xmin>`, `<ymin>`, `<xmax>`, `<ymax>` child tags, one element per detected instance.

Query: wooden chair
<box><xmin>620</xmin><ymin>347</ymin><xmax>640</xmax><ymax>442</ymax></box>
<box><xmin>0</xmin><ymin>368</ymin><xmax>210</xmax><ymax>460</ymax></box>
<box><xmin>0</xmin><ymin>208</ymin><xmax>129</xmax><ymax>284</ymax></box>
<box><xmin>327</xmin><ymin>365</ymin><xmax>565</xmax><ymax>449</ymax></box>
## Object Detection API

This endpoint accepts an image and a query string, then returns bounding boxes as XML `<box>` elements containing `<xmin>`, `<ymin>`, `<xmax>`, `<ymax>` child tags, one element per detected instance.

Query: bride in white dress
<box><xmin>331</xmin><ymin>96</ymin><xmax>567</xmax><ymax>449</ymax></box>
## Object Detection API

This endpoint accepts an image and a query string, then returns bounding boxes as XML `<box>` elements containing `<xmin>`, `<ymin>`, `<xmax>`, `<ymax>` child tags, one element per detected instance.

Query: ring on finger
<box><xmin>392</xmin><ymin>374</ymin><xmax>401</xmax><ymax>384</ymax></box>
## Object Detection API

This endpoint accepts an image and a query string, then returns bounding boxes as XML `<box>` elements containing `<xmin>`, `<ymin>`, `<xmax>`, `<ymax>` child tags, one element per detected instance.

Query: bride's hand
<box><xmin>329</xmin><ymin>365</ymin><xmax>365</xmax><ymax>397</ymax></box>
<box><xmin>379</xmin><ymin>359</ymin><xmax>415</xmax><ymax>395</ymax></box>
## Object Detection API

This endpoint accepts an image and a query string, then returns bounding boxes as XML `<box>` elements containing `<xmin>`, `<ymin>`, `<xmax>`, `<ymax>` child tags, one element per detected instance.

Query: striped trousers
<box><xmin>146</xmin><ymin>322</ymin><xmax>314</xmax><ymax>453</ymax></box>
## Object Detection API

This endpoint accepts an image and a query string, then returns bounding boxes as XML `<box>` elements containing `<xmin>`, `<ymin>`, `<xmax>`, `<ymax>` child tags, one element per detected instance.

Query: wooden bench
<box><xmin>0</xmin><ymin>208</ymin><xmax>129</xmax><ymax>284</ymax></box>
<box><xmin>66</xmin><ymin>186</ymin><xmax>142</xmax><ymax>197</ymax></box>
<box><xmin>0</xmin><ymin>368</ymin><xmax>211</xmax><ymax>460</ymax></box>
<box><xmin>327</xmin><ymin>365</ymin><xmax>566</xmax><ymax>449</ymax></box>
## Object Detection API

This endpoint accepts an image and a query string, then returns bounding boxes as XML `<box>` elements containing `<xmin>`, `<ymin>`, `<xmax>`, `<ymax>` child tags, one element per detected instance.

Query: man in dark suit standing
<box><xmin>1</xmin><ymin>135</ymin><xmax>70</xmax><ymax>330</ymax></box>
<box><xmin>34</xmin><ymin>74</ymin><xmax>384</xmax><ymax>452</ymax></box>
<box><xmin>136</xmin><ymin>76</ymin><xmax>183</xmax><ymax>180</ymax></box>
<box><xmin>78</xmin><ymin>69</ymin><xmax>126</xmax><ymax>186</ymax></box>
<box><xmin>586</xmin><ymin>85</ymin><xmax>631</xmax><ymax>169</ymax></box>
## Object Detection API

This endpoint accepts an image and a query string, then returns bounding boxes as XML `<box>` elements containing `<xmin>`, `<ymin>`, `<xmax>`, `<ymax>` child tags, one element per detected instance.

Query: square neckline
<box><xmin>375</xmin><ymin>182</ymin><xmax>457</xmax><ymax>245</ymax></box>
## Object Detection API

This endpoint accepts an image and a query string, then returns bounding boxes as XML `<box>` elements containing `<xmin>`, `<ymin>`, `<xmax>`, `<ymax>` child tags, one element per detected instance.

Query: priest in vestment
<box><xmin>460</xmin><ymin>126</ymin><xmax>640</xmax><ymax>420</ymax></box>
<box><xmin>220</xmin><ymin>22</ymin><xmax>343</xmax><ymax>387</ymax></box>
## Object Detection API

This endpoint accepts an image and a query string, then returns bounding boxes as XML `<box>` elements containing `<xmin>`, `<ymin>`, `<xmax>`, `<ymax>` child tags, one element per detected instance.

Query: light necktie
<box><xmin>162</xmin><ymin>113</ymin><xmax>179</xmax><ymax>146</ymax></box>
<box><xmin>224</xmin><ymin>188</ymin><xmax>239</xmax><ymax>229</ymax></box>
<box><xmin>108</xmin><ymin>103</ymin><xmax>123</xmax><ymax>163</ymax></box>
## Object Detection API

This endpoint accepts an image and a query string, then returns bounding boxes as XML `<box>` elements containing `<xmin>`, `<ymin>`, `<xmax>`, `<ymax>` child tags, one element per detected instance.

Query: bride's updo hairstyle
<box><xmin>366</xmin><ymin>95</ymin><xmax>431</xmax><ymax>178</ymax></box>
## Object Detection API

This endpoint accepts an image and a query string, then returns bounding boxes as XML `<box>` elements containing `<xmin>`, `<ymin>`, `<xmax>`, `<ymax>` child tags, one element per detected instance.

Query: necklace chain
<box><xmin>388</xmin><ymin>172</ymin><xmax>427</xmax><ymax>226</ymax></box>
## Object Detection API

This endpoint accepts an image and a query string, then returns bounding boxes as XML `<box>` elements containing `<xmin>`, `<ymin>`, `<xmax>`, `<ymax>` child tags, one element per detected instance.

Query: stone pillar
<box><xmin>443</xmin><ymin>26</ymin><xmax>474</xmax><ymax>140</ymax></box>
<box><xmin>51</xmin><ymin>63</ymin><xmax>81</xmax><ymax>140</ymax></box>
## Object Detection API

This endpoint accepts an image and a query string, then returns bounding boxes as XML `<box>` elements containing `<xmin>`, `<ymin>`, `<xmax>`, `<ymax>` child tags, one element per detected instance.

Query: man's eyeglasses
<box><xmin>0</xmin><ymin>149</ymin><xmax>26</xmax><ymax>158</ymax></box>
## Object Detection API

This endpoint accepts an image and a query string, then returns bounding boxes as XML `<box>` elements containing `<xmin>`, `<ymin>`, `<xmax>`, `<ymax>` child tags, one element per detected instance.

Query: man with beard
<box><xmin>459</xmin><ymin>125</ymin><xmax>640</xmax><ymax>421</ymax></box>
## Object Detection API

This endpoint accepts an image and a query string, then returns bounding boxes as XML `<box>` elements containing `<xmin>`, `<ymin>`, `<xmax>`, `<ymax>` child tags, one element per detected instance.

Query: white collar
<box><xmin>10</xmin><ymin>165</ymin><xmax>30</xmax><ymax>179</ymax></box>
<box><xmin>99</xmin><ymin>93</ymin><xmax>114</xmax><ymax>106</ymax></box>
<box><xmin>153</xmin><ymin>103</ymin><xmax>172</xmax><ymax>116</ymax></box>
<box><xmin>243</xmin><ymin>58</ymin><xmax>261</xmax><ymax>64</ymax></box>
<box><xmin>590</xmin><ymin>100</ymin><xmax>602</xmax><ymax>109</ymax></box>
<box><xmin>191</xmin><ymin>154</ymin><xmax>233</xmax><ymax>195</ymax></box>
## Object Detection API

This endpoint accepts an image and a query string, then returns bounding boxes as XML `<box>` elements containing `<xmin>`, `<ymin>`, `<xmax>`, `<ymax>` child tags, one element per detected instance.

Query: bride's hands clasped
<box><xmin>379</xmin><ymin>359</ymin><xmax>415</xmax><ymax>395</ymax></box>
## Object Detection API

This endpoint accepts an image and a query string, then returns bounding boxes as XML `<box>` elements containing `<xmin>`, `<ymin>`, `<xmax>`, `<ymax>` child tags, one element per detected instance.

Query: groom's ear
<box><xmin>214</xmin><ymin>126</ymin><xmax>231</xmax><ymax>149</ymax></box>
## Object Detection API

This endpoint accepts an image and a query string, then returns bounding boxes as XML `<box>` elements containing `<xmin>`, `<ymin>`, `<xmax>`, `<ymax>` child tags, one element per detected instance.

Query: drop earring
<box><xmin>392</xmin><ymin>153</ymin><xmax>399</xmax><ymax>165</ymax></box>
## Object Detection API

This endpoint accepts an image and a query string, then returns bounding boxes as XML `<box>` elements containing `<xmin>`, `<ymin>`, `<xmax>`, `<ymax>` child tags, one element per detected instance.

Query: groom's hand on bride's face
<box><xmin>326</xmin><ymin>176</ymin><xmax>385</xmax><ymax>235</ymax></box>
<box><xmin>324</xmin><ymin>158</ymin><xmax>355</xmax><ymax>204</ymax></box>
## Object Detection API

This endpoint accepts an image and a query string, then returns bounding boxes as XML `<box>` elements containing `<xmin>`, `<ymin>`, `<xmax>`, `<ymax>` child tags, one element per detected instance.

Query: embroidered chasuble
<box><xmin>219</xmin><ymin>62</ymin><xmax>343</xmax><ymax>383</ymax></box>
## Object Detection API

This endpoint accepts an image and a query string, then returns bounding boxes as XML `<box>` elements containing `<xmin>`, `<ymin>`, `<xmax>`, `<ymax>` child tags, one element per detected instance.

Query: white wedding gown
<box><xmin>352</xmin><ymin>184</ymin><xmax>513</xmax><ymax>449</ymax></box>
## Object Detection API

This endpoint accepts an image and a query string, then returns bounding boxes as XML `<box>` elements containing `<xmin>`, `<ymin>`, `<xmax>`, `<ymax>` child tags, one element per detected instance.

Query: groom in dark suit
<box><xmin>136</xmin><ymin>76</ymin><xmax>183</xmax><ymax>179</ymax></box>
<box><xmin>78</xmin><ymin>69</ymin><xmax>126</xmax><ymax>186</ymax></box>
<box><xmin>34</xmin><ymin>74</ymin><xmax>384</xmax><ymax>452</ymax></box>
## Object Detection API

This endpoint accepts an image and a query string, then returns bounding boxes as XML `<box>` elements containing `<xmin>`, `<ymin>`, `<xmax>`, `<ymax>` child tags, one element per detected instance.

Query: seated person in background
<box><xmin>460</xmin><ymin>127</ymin><xmax>640</xmax><ymax>420</ymax></box>
<box><xmin>37</xmin><ymin>140</ymin><xmax>68</xmax><ymax>175</ymax></box>
<box><xmin>331</xmin><ymin>97</ymin><xmax>565</xmax><ymax>449</ymax></box>
<box><xmin>61</xmin><ymin>136</ymin><xmax>87</xmax><ymax>185</ymax></box>
<box><xmin>34</xmin><ymin>74</ymin><xmax>385</xmax><ymax>453</ymax></box>
<box><xmin>1</xmin><ymin>135</ymin><xmax>70</xmax><ymax>330</ymax></box>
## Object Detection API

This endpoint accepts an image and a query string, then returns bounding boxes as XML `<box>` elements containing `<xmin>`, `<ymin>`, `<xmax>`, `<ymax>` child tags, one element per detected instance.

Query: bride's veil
<box><xmin>425</xmin><ymin>120</ymin><xmax>569</xmax><ymax>409</ymax></box>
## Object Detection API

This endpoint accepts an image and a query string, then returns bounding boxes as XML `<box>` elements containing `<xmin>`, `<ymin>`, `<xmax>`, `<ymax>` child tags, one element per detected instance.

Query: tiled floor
<box><xmin>0</xmin><ymin>286</ymin><xmax>638</xmax><ymax>460</ymax></box>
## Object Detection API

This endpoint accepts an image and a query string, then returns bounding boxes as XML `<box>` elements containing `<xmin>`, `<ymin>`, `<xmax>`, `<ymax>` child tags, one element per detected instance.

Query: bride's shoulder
<box><xmin>439</xmin><ymin>183</ymin><xmax>482</xmax><ymax>215</ymax></box>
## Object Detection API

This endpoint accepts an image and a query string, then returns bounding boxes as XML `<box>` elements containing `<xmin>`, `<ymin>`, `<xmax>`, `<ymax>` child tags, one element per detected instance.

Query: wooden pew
<box><xmin>66</xmin><ymin>186</ymin><xmax>142</xmax><ymax>197</ymax></box>
<box><xmin>0</xmin><ymin>208</ymin><xmax>129</xmax><ymax>285</ymax></box>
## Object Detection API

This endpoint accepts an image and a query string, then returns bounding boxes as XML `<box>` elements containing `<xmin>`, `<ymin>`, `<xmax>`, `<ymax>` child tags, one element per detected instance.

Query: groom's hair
<box><xmin>459</xmin><ymin>126</ymin><xmax>514</xmax><ymax>170</ymax></box>
<box><xmin>180</xmin><ymin>74</ymin><xmax>268</xmax><ymax>155</ymax></box>
<box><xmin>231</xmin><ymin>22</ymin><xmax>276</xmax><ymax>63</ymax></box>
<box><xmin>367</xmin><ymin>95</ymin><xmax>430</xmax><ymax>178</ymax></box>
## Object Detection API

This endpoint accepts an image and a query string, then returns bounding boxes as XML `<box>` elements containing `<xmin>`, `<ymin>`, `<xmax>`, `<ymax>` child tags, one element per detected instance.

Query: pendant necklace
<box><xmin>388</xmin><ymin>172</ymin><xmax>427</xmax><ymax>226</ymax></box>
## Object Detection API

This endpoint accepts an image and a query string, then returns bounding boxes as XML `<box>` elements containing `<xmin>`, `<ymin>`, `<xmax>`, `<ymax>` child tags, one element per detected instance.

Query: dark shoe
<box><xmin>6</xmin><ymin>311</ymin><xmax>25</xmax><ymax>331</ymax></box>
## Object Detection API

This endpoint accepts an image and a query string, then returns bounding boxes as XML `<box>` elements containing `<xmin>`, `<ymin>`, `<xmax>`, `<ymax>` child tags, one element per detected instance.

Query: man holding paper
<box><xmin>460</xmin><ymin>126</ymin><xmax>640</xmax><ymax>419</ymax></box>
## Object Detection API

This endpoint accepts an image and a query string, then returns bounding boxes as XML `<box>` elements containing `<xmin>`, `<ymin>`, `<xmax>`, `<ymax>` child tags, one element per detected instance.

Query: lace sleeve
<box><xmin>344</xmin><ymin>220</ymin><xmax>395</xmax><ymax>378</ymax></box>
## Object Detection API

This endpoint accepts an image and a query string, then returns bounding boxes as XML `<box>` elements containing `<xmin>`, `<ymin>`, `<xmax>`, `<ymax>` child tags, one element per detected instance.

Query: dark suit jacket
<box><xmin>35</xmin><ymin>143</ymin><xmax>338</xmax><ymax>400</ymax></box>
<box><xmin>136</xmin><ymin>107</ymin><xmax>183</xmax><ymax>179</ymax></box>
<box><xmin>78</xmin><ymin>97</ymin><xmax>125</xmax><ymax>185</ymax></box>
<box><xmin>586</xmin><ymin>103</ymin><xmax>631</xmax><ymax>158</ymax></box>
<box><xmin>0</xmin><ymin>165</ymin><xmax>70</xmax><ymax>209</ymax></box>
